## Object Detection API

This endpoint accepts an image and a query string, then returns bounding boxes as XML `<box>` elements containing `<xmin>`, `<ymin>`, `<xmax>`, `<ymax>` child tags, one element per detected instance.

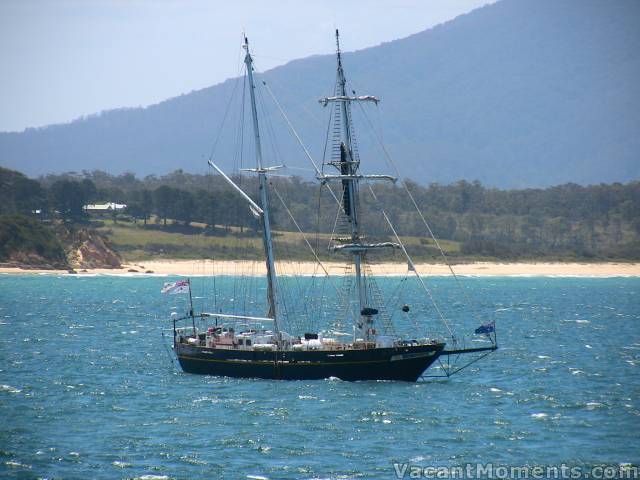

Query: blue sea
<box><xmin>0</xmin><ymin>274</ymin><xmax>639</xmax><ymax>479</ymax></box>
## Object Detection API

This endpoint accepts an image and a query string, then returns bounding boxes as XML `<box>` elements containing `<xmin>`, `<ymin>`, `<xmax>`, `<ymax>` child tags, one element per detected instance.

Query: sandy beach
<box><xmin>1</xmin><ymin>260</ymin><xmax>639</xmax><ymax>277</ymax></box>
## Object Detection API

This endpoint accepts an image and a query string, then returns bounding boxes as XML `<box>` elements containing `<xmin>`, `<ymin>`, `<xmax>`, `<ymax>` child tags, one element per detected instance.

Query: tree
<box><xmin>153</xmin><ymin>185</ymin><xmax>179</xmax><ymax>226</ymax></box>
<box><xmin>49</xmin><ymin>179</ymin><xmax>93</xmax><ymax>221</ymax></box>
<box><xmin>127</xmin><ymin>189</ymin><xmax>154</xmax><ymax>225</ymax></box>
<box><xmin>0</xmin><ymin>167</ymin><xmax>47</xmax><ymax>215</ymax></box>
<box><xmin>174</xmin><ymin>190</ymin><xmax>195</xmax><ymax>225</ymax></box>
<box><xmin>97</xmin><ymin>186</ymin><xmax>125</xmax><ymax>203</ymax></box>
<box><xmin>80</xmin><ymin>179</ymin><xmax>97</xmax><ymax>205</ymax></box>
<box><xmin>196</xmin><ymin>190</ymin><xmax>217</xmax><ymax>230</ymax></box>
<box><xmin>126</xmin><ymin>202</ymin><xmax>143</xmax><ymax>224</ymax></box>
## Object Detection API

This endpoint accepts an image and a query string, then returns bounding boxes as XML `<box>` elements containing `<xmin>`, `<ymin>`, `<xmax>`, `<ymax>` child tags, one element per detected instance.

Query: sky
<box><xmin>0</xmin><ymin>0</ymin><xmax>495</xmax><ymax>132</ymax></box>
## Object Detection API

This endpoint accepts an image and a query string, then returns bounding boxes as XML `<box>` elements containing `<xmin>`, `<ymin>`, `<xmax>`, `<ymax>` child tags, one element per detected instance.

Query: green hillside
<box><xmin>0</xmin><ymin>214</ymin><xmax>68</xmax><ymax>268</ymax></box>
<box><xmin>95</xmin><ymin>219</ymin><xmax>462</xmax><ymax>263</ymax></box>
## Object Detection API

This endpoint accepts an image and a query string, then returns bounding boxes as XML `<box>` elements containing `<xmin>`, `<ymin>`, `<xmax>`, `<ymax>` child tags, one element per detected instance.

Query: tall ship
<box><xmin>167</xmin><ymin>32</ymin><xmax>497</xmax><ymax>381</ymax></box>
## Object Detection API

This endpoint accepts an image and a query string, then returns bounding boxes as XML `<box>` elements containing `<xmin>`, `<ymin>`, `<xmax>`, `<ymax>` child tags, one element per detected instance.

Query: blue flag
<box><xmin>475</xmin><ymin>321</ymin><xmax>495</xmax><ymax>335</ymax></box>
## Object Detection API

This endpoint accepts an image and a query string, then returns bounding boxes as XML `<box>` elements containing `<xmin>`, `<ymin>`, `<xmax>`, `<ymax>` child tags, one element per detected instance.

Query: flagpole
<box><xmin>493</xmin><ymin>321</ymin><xmax>498</xmax><ymax>348</ymax></box>
<box><xmin>187</xmin><ymin>278</ymin><xmax>196</xmax><ymax>337</ymax></box>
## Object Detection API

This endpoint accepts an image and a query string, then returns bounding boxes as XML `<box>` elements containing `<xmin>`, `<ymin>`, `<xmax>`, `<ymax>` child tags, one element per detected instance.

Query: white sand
<box><xmin>1</xmin><ymin>260</ymin><xmax>639</xmax><ymax>277</ymax></box>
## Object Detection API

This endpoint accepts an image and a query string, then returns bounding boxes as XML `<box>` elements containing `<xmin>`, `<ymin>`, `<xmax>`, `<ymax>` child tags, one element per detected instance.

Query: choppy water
<box><xmin>0</xmin><ymin>275</ymin><xmax>639</xmax><ymax>479</ymax></box>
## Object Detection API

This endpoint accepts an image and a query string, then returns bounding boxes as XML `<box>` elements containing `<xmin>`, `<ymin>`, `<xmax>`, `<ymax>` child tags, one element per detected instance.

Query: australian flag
<box><xmin>475</xmin><ymin>321</ymin><xmax>495</xmax><ymax>335</ymax></box>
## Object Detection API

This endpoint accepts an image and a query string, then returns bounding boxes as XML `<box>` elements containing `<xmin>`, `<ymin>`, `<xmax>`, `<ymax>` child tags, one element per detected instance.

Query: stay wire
<box><xmin>260</xmin><ymin>77</ymin><xmax>342</xmax><ymax>208</ymax></box>
<box><xmin>356</xmin><ymin>101</ymin><xmax>486</xmax><ymax>339</ymax></box>
<box><xmin>364</xmin><ymin>181</ymin><xmax>456</xmax><ymax>343</ymax></box>
<box><xmin>207</xmin><ymin>60</ymin><xmax>244</xmax><ymax>164</ymax></box>
<box><xmin>271</xmin><ymin>185</ymin><xmax>342</xmax><ymax>298</ymax></box>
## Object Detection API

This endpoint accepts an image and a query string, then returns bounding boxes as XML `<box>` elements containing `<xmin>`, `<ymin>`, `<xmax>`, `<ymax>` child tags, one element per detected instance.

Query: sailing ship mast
<box><xmin>323</xmin><ymin>30</ymin><xmax>393</xmax><ymax>342</ymax></box>
<box><xmin>244</xmin><ymin>36</ymin><xmax>279</xmax><ymax>334</ymax></box>
<box><xmin>335</xmin><ymin>31</ymin><xmax>367</xmax><ymax>339</ymax></box>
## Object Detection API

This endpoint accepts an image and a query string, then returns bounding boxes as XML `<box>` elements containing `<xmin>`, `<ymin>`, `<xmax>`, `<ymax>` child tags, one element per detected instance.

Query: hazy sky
<box><xmin>0</xmin><ymin>0</ymin><xmax>495</xmax><ymax>132</ymax></box>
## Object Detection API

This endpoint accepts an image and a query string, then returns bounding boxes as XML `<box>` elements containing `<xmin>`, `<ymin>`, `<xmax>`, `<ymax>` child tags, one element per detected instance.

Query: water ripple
<box><xmin>0</xmin><ymin>276</ymin><xmax>638</xmax><ymax>479</ymax></box>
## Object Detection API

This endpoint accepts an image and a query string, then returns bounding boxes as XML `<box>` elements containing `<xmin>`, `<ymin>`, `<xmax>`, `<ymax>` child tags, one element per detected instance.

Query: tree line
<box><xmin>2</xmin><ymin>167</ymin><xmax>639</xmax><ymax>260</ymax></box>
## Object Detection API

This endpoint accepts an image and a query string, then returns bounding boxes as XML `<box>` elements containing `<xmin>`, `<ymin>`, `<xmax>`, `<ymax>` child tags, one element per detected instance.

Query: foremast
<box><xmin>243</xmin><ymin>37</ymin><xmax>279</xmax><ymax>334</ymax></box>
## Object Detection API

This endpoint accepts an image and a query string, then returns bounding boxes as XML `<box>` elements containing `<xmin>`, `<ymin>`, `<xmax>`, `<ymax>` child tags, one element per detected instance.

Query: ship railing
<box><xmin>201</xmin><ymin>312</ymin><xmax>275</xmax><ymax>322</ymax></box>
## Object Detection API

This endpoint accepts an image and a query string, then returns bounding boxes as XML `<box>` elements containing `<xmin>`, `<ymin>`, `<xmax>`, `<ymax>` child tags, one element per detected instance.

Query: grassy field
<box><xmin>96</xmin><ymin>218</ymin><xmax>463</xmax><ymax>263</ymax></box>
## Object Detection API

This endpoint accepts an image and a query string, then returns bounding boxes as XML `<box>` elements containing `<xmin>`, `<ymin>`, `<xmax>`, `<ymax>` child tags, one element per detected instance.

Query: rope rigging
<box><xmin>364</xmin><ymin>181</ymin><xmax>457</xmax><ymax>342</ymax></box>
<box><xmin>258</xmin><ymin>50</ymin><xmax>464</xmax><ymax>344</ymax></box>
<box><xmin>199</xmin><ymin>36</ymin><xmax>495</xmax><ymax>350</ymax></box>
<box><xmin>163</xmin><ymin>33</ymin><xmax>497</xmax><ymax>383</ymax></box>
<box><xmin>354</xmin><ymin>101</ymin><xmax>492</xmax><ymax>342</ymax></box>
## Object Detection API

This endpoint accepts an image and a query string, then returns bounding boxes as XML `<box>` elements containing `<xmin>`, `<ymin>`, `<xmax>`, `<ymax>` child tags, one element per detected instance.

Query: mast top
<box><xmin>335</xmin><ymin>29</ymin><xmax>343</xmax><ymax>70</ymax></box>
<box><xmin>243</xmin><ymin>35</ymin><xmax>252</xmax><ymax>60</ymax></box>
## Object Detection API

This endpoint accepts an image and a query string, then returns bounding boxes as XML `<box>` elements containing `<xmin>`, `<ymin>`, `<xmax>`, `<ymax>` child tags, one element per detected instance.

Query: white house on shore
<box><xmin>83</xmin><ymin>202</ymin><xmax>127</xmax><ymax>213</ymax></box>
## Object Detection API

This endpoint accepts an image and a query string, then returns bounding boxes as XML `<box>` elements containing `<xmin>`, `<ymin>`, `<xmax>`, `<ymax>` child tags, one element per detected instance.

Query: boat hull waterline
<box><xmin>176</xmin><ymin>343</ymin><xmax>445</xmax><ymax>381</ymax></box>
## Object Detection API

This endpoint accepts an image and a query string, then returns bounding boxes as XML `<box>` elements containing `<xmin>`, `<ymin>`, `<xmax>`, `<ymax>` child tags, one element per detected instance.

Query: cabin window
<box><xmin>246</xmin><ymin>339</ymin><xmax>252</xmax><ymax>346</ymax></box>
<box><xmin>238</xmin><ymin>339</ymin><xmax>244</xmax><ymax>345</ymax></box>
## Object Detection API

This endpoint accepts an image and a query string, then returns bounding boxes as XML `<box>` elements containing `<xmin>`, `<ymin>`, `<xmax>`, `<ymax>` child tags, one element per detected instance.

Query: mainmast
<box><xmin>318</xmin><ymin>30</ymin><xmax>397</xmax><ymax>341</ymax></box>
<box><xmin>243</xmin><ymin>37</ymin><xmax>279</xmax><ymax>333</ymax></box>
<box><xmin>334</xmin><ymin>31</ymin><xmax>367</xmax><ymax>335</ymax></box>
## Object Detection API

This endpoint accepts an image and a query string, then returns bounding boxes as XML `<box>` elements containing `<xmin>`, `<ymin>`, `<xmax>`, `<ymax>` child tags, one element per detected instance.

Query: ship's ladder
<box><xmin>363</xmin><ymin>262</ymin><xmax>395</xmax><ymax>336</ymax></box>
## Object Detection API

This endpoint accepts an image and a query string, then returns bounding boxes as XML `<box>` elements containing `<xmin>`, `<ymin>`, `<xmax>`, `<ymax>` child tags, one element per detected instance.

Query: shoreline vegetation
<box><xmin>1</xmin><ymin>260</ymin><xmax>639</xmax><ymax>277</ymax></box>
<box><xmin>2</xmin><ymin>167</ymin><xmax>640</xmax><ymax>273</ymax></box>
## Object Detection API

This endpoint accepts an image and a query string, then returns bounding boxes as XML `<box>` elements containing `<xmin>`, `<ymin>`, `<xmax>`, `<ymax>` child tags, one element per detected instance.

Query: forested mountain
<box><xmin>1</xmin><ymin>0</ymin><xmax>639</xmax><ymax>187</ymax></box>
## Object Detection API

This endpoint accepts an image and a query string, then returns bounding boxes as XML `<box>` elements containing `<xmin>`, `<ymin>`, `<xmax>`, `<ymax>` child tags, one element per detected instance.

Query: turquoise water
<box><xmin>0</xmin><ymin>275</ymin><xmax>639</xmax><ymax>479</ymax></box>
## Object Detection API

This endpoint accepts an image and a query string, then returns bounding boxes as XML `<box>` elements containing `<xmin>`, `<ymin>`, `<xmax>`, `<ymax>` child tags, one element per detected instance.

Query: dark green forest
<box><xmin>2</xmin><ymin>166</ymin><xmax>639</xmax><ymax>261</ymax></box>
<box><xmin>0</xmin><ymin>213</ymin><xmax>67</xmax><ymax>267</ymax></box>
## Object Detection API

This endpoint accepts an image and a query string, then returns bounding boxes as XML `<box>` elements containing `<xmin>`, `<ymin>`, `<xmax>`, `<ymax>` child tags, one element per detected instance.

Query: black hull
<box><xmin>175</xmin><ymin>343</ymin><xmax>445</xmax><ymax>381</ymax></box>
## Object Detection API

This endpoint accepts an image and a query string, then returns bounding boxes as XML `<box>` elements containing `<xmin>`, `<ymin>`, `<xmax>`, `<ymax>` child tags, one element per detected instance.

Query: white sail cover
<box><xmin>319</xmin><ymin>95</ymin><xmax>380</xmax><ymax>106</ymax></box>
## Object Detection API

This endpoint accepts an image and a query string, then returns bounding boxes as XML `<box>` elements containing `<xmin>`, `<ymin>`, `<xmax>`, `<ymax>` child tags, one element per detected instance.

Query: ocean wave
<box><xmin>0</xmin><ymin>384</ymin><xmax>21</xmax><ymax>393</ymax></box>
